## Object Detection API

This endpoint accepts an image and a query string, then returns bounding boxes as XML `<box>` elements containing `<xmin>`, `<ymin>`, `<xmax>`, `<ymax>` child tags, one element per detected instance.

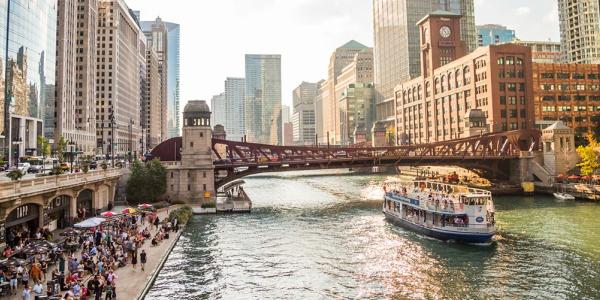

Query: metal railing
<box><xmin>0</xmin><ymin>168</ymin><xmax>125</xmax><ymax>200</ymax></box>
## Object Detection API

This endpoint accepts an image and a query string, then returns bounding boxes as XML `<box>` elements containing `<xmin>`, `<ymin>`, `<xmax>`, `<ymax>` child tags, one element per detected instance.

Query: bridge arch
<box><xmin>4</xmin><ymin>203</ymin><xmax>43</xmax><ymax>246</ymax></box>
<box><xmin>76</xmin><ymin>189</ymin><xmax>94</xmax><ymax>219</ymax></box>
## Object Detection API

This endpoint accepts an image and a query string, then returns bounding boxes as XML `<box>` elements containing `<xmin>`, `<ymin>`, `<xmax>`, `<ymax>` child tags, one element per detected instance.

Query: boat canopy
<box><xmin>219</xmin><ymin>180</ymin><xmax>246</xmax><ymax>192</ymax></box>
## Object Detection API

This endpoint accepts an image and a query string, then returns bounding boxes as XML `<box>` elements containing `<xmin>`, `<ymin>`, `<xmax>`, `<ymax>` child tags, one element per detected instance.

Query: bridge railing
<box><xmin>0</xmin><ymin>169</ymin><xmax>124</xmax><ymax>200</ymax></box>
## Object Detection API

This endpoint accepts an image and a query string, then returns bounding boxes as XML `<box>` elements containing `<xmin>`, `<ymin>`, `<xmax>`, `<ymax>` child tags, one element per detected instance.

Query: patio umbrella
<box><xmin>568</xmin><ymin>174</ymin><xmax>581</xmax><ymax>181</ymax></box>
<box><xmin>60</xmin><ymin>228</ymin><xmax>81</xmax><ymax>237</ymax></box>
<box><xmin>593</xmin><ymin>175</ymin><xmax>600</xmax><ymax>181</ymax></box>
<box><xmin>101</xmin><ymin>211</ymin><xmax>119</xmax><ymax>217</ymax></box>
<box><xmin>582</xmin><ymin>175</ymin><xmax>592</xmax><ymax>182</ymax></box>
<box><xmin>137</xmin><ymin>203</ymin><xmax>153</xmax><ymax>209</ymax></box>
<box><xmin>121</xmin><ymin>208</ymin><xmax>137</xmax><ymax>214</ymax></box>
<box><xmin>74</xmin><ymin>217</ymin><xmax>105</xmax><ymax>228</ymax></box>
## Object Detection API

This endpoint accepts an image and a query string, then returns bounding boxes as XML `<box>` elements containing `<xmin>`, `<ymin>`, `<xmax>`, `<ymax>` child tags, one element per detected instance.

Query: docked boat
<box><xmin>553</xmin><ymin>192</ymin><xmax>575</xmax><ymax>201</ymax></box>
<box><xmin>383</xmin><ymin>181</ymin><xmax>496</xmax><ymax>244</ymax></box>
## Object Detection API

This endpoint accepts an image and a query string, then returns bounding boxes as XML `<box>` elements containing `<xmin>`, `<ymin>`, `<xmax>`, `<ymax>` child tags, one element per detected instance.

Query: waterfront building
<box><xmin>319</xmin><ymin>40</ymin><xmax>372</xmax><ymax>144</ymax></box>
<box><xmin>244</xmin><ymin>54</ymin><xmax>282</xmax><ymax>145</ymax></box>
<box><xmin>394</xmin><ymin>11</ymin><xmax>534</xmax><ymax>145</ymax></box>
<box><xmin>292</xmin><ymin>81</ymin><xmax>320</xmax><ymax>145</ymax></box>
<box><xmin>55</xmin><ymin>0</ymin><xmax>97</xmax><ymax>155</ymax></box>
<box><xmin>210</xmin><ymin>93</ymin><xmax>226</xmax><ymax>128</ymax></box>
<box><xmin>532</xmin><ymin>63</ymin><xmax>600</xmax><ymax>140</ymax></box>
<box><xmin>96</xmin><ymin>0</ymin><xmax>145</xmax><ymax>157</ymax></box>
<box><xmin>477</xmin><ymin>24</ymin><xmax>516</xmax><ymax>46</ymax></box>
<box><xmin>224</xmin><ymin>77</ymin><xmax>245</xmax><ymax>142</ymax></box>
<box><xmin>339</xmin><ymin>83</ymin><xmax>375</xmax><ymax>145</ymax></box>
<box><xmin>373</xmin><ymin>0</ymin><xmax>476</xmax><ymax>138</ymax></box>
<box><xmin>314</xmin><ymin>85</ymin><xmax>325</xmax><ymax>144</ymax></box>
<box><xmin>143</xmin><ymin>48</ymin><xmax>162</xmax><ymax>150</ymax></box>
<box><xmin>141</xmin><ymin>17</ymin><xmax>169</xmax><ymax>142</ymax></box>
<box><xmin>141</xmin><ymin>18</ymin><xmax>180</xmax><ymax>139</ymax></box>
<box><xmin>0</xmin><ymin>0</ymin><xmax>57</xmax><ymax>166</ymax></box>
<box><xmin>558</xmin><ymin>0</ymin><xmax>600</xmax><ymax>64</ymax></box>
<box><xmin>511</xmin><ymin>40</ymin><xmax>563</xmax><ymax>64</ymax></box>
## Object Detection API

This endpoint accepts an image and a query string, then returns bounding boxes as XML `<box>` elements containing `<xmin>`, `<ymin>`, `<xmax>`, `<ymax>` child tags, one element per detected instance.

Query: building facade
<box><xmin>224</xmin><ymin>77</ymin><xmax>245</xmax><ymax>142</ymax></box>
<box><xmin>512</xmin><ymin>40</ymin><xmax>562</xmax><ymax>63</ymax></box>
<box><xmin>55</xmin><ymin>0</ymin><xmax>97</xmax><ymax>155</ymax></box>
<box><xmin>477</xmin><ymin>24</ymin><xmax>516</xmax><ymax>46</ymax></box>
<box><xmin>319</xmin><ymin>40</ymin><xmax>372</xmax><ymax>144</ymax></box>
<box><xmin>373</xmin><ymin>0</ymin><xmax>477</xmax><ymax>135</ymax></box>
<box><xmin>292</xmin><ymin>81</ymin><xmax>319</xmax><ymax>145</ymax></box>
<box><xmin>143</xmin><ymin>48</ymin><xmax>162</xmax><ymax>150</ymax></box>
<box><xmin>532</xmin><ymin>63</ymin><xmax>600</xmax><ymax>139</ymax></box>
<box><xmin>395</xmin><ymin>12</ymin><xmax>534</xmax><ymax>145</ymax></box>
<box><xmin>244</xmin><ymin>54</ymin><xmax>282</xmax><ymax>145</ymax></box>
<box><xmin>1</xmin><ymin>0</ymin><xmax>57</xmax><ymax>166</ymax></box>
<box><xmin>96</xmin><ymin>0</ymin><xmax>145</xmax><ymax>157</ymax></box>
<box><xmin>210</xmin><ymin>93</ymin><xmax>226</xmax><ymax>128</ymax></box>
<box><xmin>141</xmin><ymin>17</ymin><xmax>168</xmax><ymax>142</ymax></box>
<box><xmin>558</xmin><ymin>0</ymin><xmax>600</xmax><ymax>64</ymax></box>
<box><xmin>339</xmin><ymin>83</ymin><xmax>376</xmax><ymax>145</ymax></box>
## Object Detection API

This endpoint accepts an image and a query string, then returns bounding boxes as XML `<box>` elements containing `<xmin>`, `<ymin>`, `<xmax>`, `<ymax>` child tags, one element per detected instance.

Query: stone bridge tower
<box><xmin>177</xmin><ymin>100</ymin><xmax>216</xmax><ymax>207</ymax></box>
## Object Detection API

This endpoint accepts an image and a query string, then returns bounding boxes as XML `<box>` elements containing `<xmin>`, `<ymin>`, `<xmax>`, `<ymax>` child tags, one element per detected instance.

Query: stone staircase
<box><xmin>530</xmin><ymin>160</ymin><xmax>554</xmax><ymax>186</ymax></box>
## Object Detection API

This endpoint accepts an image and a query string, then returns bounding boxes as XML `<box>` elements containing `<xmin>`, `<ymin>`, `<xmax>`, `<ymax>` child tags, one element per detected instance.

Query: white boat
<box><xmin>553</xmin><ymin>192</ymin><xmax>575</xmax><ymax>200</ymax></box>
<box><xmin>383</xmin><ymin>181</ymin><xmax>496</xmax><ymax>244</ymax></box>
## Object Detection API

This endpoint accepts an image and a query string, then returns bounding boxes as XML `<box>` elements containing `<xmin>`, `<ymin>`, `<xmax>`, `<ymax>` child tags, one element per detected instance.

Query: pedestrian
<box><xmin>32</xmin><ymin>281</ymin><xmax>44</xmax><ymax>298</ymax></box>
<box><xmin>131</xmin><ymin>250</ymin><xmax>138</xmax><ymax>271</ymax></box>
<box><xmin>91</xmin><ymin>275</ymin><xmax>104</xmax><ymax>300</ymax></box>
<box><xmin>21</xmin><ymin>284</ymin><xmax>31</xmax><ymax>300</ymax></box>
<box><xmin>21</xmin><ymin>267</ymin><xmax>29</xmax><ymax>287</ymax></box>
<box><xmin>140</xmin><ymin>249</ymin><xmax>147</xmax><ymax>271</ymax></box>
<box><xmin>154</xmin><ymin>216</ymin><xmax>160</xmax><ymax>231</ymax></box>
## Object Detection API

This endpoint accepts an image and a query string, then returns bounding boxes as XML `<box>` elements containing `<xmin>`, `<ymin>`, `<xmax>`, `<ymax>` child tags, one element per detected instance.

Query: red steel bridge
<box><xmin>210</xmin><ymin>129</ymin><xmax>540</xmax><ymax>189</ymax></box>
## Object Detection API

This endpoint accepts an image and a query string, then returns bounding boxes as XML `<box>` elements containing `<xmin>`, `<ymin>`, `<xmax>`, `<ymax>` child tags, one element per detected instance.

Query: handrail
<box><xmin>0</xmin><ymin>169</ymin><xmax>125</xmax><ymax>200</ymax></box>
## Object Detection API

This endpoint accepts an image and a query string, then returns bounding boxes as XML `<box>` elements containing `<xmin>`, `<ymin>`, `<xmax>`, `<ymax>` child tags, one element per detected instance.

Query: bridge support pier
<box><xmin>509</xmin><ymin>151</ymin><xmax>537</xmax><ymax>184</ymax></box>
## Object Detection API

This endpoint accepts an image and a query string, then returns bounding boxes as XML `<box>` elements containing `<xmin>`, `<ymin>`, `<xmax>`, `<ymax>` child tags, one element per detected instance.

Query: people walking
<box><xmin>140</xmin><ymin>250</ymin><xmax>147</xmax><ymax>271</ymax></box>
<box><xmin>131</xmin><ymin>250</ymin><xmax>138</xmax><ymax>271</ymax></box>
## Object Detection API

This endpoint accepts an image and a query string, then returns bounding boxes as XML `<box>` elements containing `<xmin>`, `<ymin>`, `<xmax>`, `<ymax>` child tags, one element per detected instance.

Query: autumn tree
<box><xmin>576</xmin><ymin>134</ymin><xmax>600</xmax><ymax>176</ymax></box>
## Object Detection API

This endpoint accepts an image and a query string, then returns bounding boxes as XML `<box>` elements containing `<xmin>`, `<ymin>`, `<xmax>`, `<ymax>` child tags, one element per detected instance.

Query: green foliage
<box><xmin>7</xmin><ymin>169</ymin><xmax>24</xmax><ymax>181</ymax></box>
<box><xmin>126</xmin><ymin>159</ymin><xmax>167</xmax><ymax>204</ymax></box>
<box><xmin>101</xmin><ymin>162</ymin><xmax>108</xmax><ymax>170</ymax></box>
<box><xmin>81</xmin><ymin>156</ymin><xmax>91</xmax><ymax>174</ymax></box>
<box><xmin>576</xmin><ymin>134</ymin><xmax>600</xmax><ymax>176</ymax></box>
<box><xmin>56</xmin><ymin>136</ymin><xmax>68</xmax><ymax>163</ymax></box>
<box><xmin>37</xmin><ymin>135</ymin><xmax>51</xmax><ymax>159</ymax></box>
<box><xmin>51</xmin><ymin>166</ymin><xmax>65</xmax><ymax>176</ymax></box>
<box><xmin>168</xmin><ymin>206</ymin><xmax>193</xmax><ymax>225</ymax></box>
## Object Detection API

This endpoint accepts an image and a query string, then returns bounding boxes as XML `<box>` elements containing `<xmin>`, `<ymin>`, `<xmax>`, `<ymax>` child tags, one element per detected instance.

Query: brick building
<box><xmin>532</xmin><ymin>63</ymin><xmax>600</xmax><ymax>138</ymax></box>
<box><xmin>394</xmin><ymin>11</ymin><xmax>534</xmax><ymax>145</ymax></box>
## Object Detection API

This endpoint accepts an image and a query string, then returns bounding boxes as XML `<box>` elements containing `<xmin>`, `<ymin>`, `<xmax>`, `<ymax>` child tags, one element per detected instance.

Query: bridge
<box><xmin>210</xmin><ymin>129</ymin><xmax>540</xmax><ymax>188</ymax></box>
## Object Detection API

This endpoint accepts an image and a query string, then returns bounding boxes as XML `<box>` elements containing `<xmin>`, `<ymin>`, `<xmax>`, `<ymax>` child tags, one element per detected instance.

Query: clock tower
<box><xmin>417</xmin><ymin>11</ymin><xmax>467</xmax><ymax>78</ymax></box>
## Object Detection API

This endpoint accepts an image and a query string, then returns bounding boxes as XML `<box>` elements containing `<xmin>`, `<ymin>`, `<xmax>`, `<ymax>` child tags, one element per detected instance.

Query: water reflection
<box><xmin>147</xmin><ymin>171</ymin><xmax>600</xmax><ymax>299</ymax></box>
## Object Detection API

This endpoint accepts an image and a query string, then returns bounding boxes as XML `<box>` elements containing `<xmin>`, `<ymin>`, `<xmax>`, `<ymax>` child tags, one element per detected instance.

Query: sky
<box><xmin>128</xmin><ymin>0</ymin><xmax>560</xmax><ymax>111</ymax></box>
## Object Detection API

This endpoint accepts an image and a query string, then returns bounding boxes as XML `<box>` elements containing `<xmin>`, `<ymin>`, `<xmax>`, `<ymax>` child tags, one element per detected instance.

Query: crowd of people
<box><xmin>0</xmin><ymin>209</ymin><xmax>180</xmax><ymax>300</ymax></box>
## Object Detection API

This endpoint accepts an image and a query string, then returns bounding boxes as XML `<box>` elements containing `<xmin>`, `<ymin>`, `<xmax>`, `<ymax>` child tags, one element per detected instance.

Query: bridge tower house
<box><xmin>541</xmin><ymin>121</ymin><xmax>578</xmax><ymax>176</ymax></box>
<box><xmin>178</xmin><ymin>100</ymin><xmax>216</xmax><ymax>207</ymax></box>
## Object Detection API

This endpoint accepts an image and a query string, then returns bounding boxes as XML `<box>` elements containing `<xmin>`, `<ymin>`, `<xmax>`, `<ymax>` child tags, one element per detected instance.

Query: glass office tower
<box><xmin>166</xmin><ymin>22</ymin><xmax>180</xmax><ymax>138</ymax></box>
<box><xmin>244</xmin><ymin>54</ymin><xmax>282</xmax><ymax>145</ymax></box>
<box><xmin>1</xmin><ymin>0</ymin><xmax>57</xmax><ymax>165</ymax></box>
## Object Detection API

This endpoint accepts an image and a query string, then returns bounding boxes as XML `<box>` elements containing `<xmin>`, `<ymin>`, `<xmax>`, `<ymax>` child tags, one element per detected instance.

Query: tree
<box><xmin>56</xmin><ymin>136</ymin><xmax>68</xmax><ymax>163</ymax></box>
<box><xmin>125</xmin><ymin>159</ymin><xmax>167</xmax><ymax>204</ymax></box>
<box><xmin>7</xmin><ymin>170</ymin><xmax>24</xmax><ymax>181</ymax></box>
<box><xmin>576</xmin><ymin>134</ymin><xmax>600</xmax><ymax>176</ymax></box>
<box><xmin>37</xmin><ymin>135</ymin><xmax>50</xmax><ymax>160</ymax></box>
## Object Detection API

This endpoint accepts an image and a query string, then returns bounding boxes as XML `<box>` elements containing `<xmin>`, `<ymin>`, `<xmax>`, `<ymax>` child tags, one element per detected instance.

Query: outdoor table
<box><xmin>0</xmin><ymin>281</ymin><xmax>9</xmax><ymax>296</ymax></box>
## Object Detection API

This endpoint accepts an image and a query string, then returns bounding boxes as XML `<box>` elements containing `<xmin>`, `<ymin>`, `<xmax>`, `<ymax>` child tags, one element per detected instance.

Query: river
<box><xmin>146</xmin><ymin>170</ymin><xmax>600</xmax><ymax>299</ymax></box>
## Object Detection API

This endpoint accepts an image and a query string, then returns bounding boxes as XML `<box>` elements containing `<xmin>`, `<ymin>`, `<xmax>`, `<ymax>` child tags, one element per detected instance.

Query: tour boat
<box><xmin>553</xmin><ymin>192</ymin><xmax>575</xmax><ymax>201</ymax></box>
<box><xmin>383</xmin><ymin>181</ymin><xmax>496</xmax><ymax>244</ymax></box>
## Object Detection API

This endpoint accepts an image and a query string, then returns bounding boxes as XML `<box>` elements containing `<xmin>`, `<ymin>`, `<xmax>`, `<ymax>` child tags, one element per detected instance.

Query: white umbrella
<box><xmin>74</xmin><ymin>217</ymin><xmax>105</xmax><ymax>228</ymax></box>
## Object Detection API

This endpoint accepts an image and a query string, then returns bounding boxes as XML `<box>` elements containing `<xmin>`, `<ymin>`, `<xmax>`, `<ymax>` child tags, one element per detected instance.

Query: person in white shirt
<box><xmin>32</xmin><ymin>281</ymin><xmax>43</xmax><ymax>297</ymax></box>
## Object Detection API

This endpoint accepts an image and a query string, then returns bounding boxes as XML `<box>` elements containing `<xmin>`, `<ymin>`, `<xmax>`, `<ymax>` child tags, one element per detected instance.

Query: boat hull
<box><xmin>384</xmin><ymin>211</ymin><xmax>495</xmax><ymax>244</ymax></box>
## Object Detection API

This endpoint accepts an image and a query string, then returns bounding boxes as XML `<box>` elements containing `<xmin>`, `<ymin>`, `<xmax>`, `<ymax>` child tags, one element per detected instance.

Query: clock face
<box><xmin>440</xmin><ymin>26</ymin><xmax>451</xmax><ymax>38</ymax></box>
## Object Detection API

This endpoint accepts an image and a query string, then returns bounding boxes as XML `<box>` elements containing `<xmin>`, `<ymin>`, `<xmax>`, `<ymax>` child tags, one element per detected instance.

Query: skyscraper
<box><xmin>1</xmin><ymin>0</ymin><xmax>57</xmax><ymax>166</ymax></box>
<box><xmin>96</xmin><ymin>0</ymin><xmax>145</xmax><ymax>156</ymax></box>
<box><xmin>210</xmin><ymin>93</ymin><xmax>226</xmax><ymax>128</ymax></box>
<box><xmin>373</xmin><ymin>0</ymin><xmax>476</xmax><ymax>134</ymax></box>
<box><xmin>55</xmin><ymin>0</ymin><xmax>97</xmax><ymax>155</ymax></box>
<box><xmin>292</xmin><ymin>81</ymin><xmax>320</xmax><ymax>145</ymax></box>
<box><xmin>244</xmin><ymin>54</ymin><xmax>282</xmax><ymax>145</ymax></box>
<box><xmin>143</xmin><ymin>48</ymin><xmax>162</xmax><ymax>150</ymax></box>
<box><xmin>224</xmin><ymin>77</ymin><xmax>245</xmax><ymax>142</ymax></box>
<box><xmin>558</xmin><ymin>0</ymin><xmax>600</xmax><ymax>64</ymax></box>
<box><xmin>141</xmin><ymin>17</ymin><xmax>169</xmax><ymax>142</ymax></box>
<box><xmin>477</xmin><ymin>24</ymin><xmax>516</xmax><ymax>46</ymax></box>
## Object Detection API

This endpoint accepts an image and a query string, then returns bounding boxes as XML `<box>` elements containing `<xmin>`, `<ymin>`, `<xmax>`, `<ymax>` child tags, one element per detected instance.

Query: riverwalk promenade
<box><xmin>1</xmin><ymin>206</ymin><xmax>184</xmax><ymax>300</ymax></box>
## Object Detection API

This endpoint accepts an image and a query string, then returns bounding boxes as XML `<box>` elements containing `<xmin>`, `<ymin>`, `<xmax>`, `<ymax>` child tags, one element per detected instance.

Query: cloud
<box><xmin>516</xmin><ymin>6</ymin><xmax>531</xmax><ymax>16</ymax></box>
<box><xmin>544</xmin><ymin>2</ymin><xmax>559</xmax><ymax>23</ymax></box>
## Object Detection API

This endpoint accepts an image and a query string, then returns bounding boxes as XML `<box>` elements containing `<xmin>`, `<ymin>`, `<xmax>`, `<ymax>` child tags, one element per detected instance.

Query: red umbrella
<box><xmin>121</xmin><ymin>208</ymin><xmax>137</xmax><ymax>214</ymax></box>
<box><xmin>137</xmin><ymin>203</ymin><xmax>153</xmax><ymax>209</ymax></box>
<box><xmin>582</xmin><ymin>175</ymin><xmax>592</xmax><ymax>181</ymax></box>
<box><xmin>101</xmin><ymin>211</ymin><xmax>118</xmax><ymax>217</ymax></box>
<box><xmin>592</xmin><ymin>175</ymin><xmax>600</xmax><ymax>181</ymax></box>
<box><xmin>568</xmin><ymin>174</ymin><xmax>581</xmax><ymax>181</ymax></box>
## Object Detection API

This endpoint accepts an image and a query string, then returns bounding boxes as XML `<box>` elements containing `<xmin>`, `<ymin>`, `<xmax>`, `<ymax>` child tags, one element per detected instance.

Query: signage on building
<box><xmin>204</xmin><ymin>191</ymin><xmax>211</xmax><ymax>199</ymax></box>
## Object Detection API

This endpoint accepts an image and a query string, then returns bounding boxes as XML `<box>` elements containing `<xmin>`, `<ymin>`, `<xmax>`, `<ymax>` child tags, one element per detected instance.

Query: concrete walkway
<box><xmin>114</xmin><ymin>207</ymin><xmax>183</xmax><ymax>300</ymax></box>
